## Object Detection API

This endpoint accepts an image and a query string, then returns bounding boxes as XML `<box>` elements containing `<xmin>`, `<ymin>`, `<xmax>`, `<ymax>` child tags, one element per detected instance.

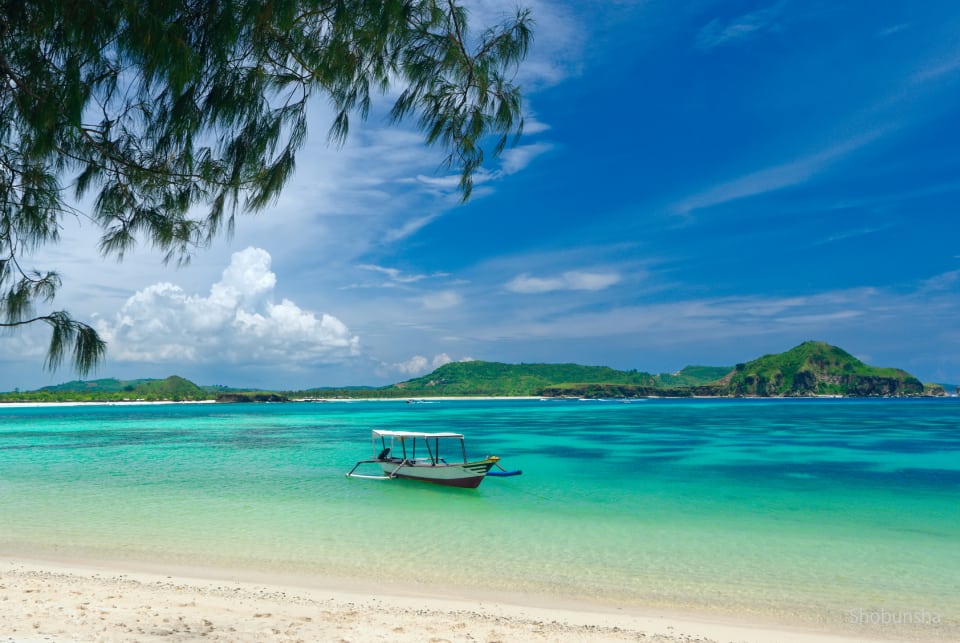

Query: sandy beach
<box><xmin>0</xmin><ymin>559</ymin><xmax>900</xmax><ymax>643</ymax></box>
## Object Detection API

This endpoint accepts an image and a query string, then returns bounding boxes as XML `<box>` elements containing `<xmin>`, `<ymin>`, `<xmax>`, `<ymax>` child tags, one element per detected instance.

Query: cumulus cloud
<box><xmin>96</xmin><ymin>247</ymin><xmax>360</xmax><ymax>365</ymax></box>
<box><xmin>506</xmin><ymin>270</ymin><xmax>621</xmax><ymax>294</ymax></box>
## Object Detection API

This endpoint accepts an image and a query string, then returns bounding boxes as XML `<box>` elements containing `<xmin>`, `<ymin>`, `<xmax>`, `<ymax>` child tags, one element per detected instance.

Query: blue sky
<box><xmin>2</xmin><ymin>0</ymin><xmax>959</xmax><ymax>391</ymax></box>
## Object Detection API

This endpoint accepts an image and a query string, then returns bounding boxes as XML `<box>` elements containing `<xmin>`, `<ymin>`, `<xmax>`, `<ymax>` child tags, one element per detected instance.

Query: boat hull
<box><xmin>378</xmin><ymin>458</ymin><xmax>498</xmax><ymax>488</ymax></box>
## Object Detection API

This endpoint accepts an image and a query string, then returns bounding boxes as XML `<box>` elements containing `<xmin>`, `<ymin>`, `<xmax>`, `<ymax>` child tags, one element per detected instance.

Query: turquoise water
<box><xmin>1</xmin><ymin>398</ymin><xmax>958</xmax><ymax>634</ymax></box>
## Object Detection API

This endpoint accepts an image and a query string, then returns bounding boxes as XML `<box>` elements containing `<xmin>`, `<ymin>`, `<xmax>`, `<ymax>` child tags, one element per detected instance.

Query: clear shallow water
<box><xmin>1</xmin><ymin>398</ymin><xmax>958</xmax><ymax>633</ymax></box>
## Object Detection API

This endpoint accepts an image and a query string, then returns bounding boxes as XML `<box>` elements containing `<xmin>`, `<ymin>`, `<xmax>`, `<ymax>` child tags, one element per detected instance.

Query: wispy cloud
<box><xmin>478</xmin><ymin>0</ymin><xmax>584</xmax><ymax>88</ymax></box>
<box><xmin>500</xmin><ymin>143</ymin><xmax>554</xmax><ymax>174</ymax></box>
<box><xmin>876</xmin><ymin>23</ymin><xmax>910</xmax><ymax>37</ymax></box>
<box><xmin>812</xmin><ymin>223</ymin><xmax>894</xmax><ymax>246</ymax></box>
<box><xmin>470</xmin><ymin>289</ymin><xmax>878</xmax><ymax>346</ymax></box>
<box><xmin>696</xmin><ymin>2</ymin><xmax>786</xmax><ymax>51</ymax></box>
<box><xmin>672</xmin><ymin>129</ymin><xmax>889</xmax><ymax>215</ymax></box>
<box><xmin>521</xmin><ymin>114</ymin><xmax>552</xmax><ymax>135</ymax></box>
<box><xmin>358</xmin><ymin>264</ymin><xmax>448</xmax><ymax>285</ymax></box>
<box><xmin>506</xmin><ymin>270</ymin><xmax>621</xmax><ymax>293</ymax></box>
<box><xmin>417</xmin><ymin>290</ymin><xmax>463</xmax><ymax>310</ymax></box>
<box><xmin>410</xmin><ymin>142</ymin><xmax>551</xmax><ymax>191</ymax></box>
<box><xmin>919</xmin><ymin>269</ymin><xmax>960</xmax><ymax>293</ymax></box>
<box><xmin>911</xmin><ymin>53</ymin><xmax>960</xmax><ymax>84</ymax></box>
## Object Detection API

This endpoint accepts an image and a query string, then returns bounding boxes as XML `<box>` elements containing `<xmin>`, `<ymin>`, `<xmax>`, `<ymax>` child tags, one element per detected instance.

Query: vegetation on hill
<box><xmin>379</xmin><ymin>361</ymin><xmax>657</xmax><ymax>397</ymax></box>
<box><xmin>0</xmin><ymin>376</ymin><xmax>210</xmax><ymax>402</ymax></box>
<box><xmin>290</xmin><ymin>386</ymin><xmax>378</xmax><ymax>400</ymax></box>
<box><xmin>722</xmin><ymin>341</ymin><xmax>925</xmax><ymax>397</ymax></box>
<box><xmin>654</xmin><ymin>366</ymin><xmax>731</xmax><ymax>387</ymax></box>
<box><xmin>525</xmin><ymin>342</ymin><xmax>937</xmax><ymax>398</ymax></box>
<box><xmin>39</xmin><ymin>378</ymin><xmax>148</xmax><ymax>393</ymax></box>
<box><xmin>215</xmin><ymin>392</ymin><xmax>289</xmax><ymax>403</ymax></box>
<box><xmin>1</xmin><ymin>376</ymin><xmax>215</xmax><ymax>402</ymax></box>
<box><xmin>925</xmin><ymin>383</ymin><xmax>948</xmax><ymax>396</ymax></box>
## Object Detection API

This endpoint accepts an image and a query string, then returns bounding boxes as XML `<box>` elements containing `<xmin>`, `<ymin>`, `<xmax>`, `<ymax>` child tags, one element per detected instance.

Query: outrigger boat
<box><xmin>346</xmin><ymin>430</ymin><xmax>521</xmax><ymax>488</ymax></box>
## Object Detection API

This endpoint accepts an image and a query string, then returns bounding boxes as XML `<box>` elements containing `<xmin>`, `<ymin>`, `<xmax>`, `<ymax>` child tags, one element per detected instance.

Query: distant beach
<box><xmin>0</xmin><ymin>396</ymin><xmax>543</xmax><ymax>406</ymax></box>
<box><xmin>0</xmin><ymin>399</ymin><xmax>219</xmax><ymax>408</ymax></box>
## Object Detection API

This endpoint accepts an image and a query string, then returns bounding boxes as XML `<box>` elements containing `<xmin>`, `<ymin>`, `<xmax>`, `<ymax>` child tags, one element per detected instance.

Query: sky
<box><xmin>3</xmin><ymin>0</ymin><xmax>960</xmax><ymax>391</ymax></box>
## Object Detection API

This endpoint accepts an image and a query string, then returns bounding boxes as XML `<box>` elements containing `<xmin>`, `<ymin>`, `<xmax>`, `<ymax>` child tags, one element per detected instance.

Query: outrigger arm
<box><xmin>345</xmin><ymin>458</ymin><xmax>407</xmax><ymax>480</ymax></box>
<box><xmin>486</xmin><ymin>461</ymin><xmax>523</xmax><ymax>477</ymax></box>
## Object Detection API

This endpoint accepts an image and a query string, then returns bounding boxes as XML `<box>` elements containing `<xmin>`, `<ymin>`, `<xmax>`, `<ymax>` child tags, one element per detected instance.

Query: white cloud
<box><xmin>358</xmin><ymin>264</ymin><xmax>443</xmax><ymax>284</ymax></box>
<box><xmin>812</xmin><ymin>224</ymin><xmax>894</xmax><ymax>246</ymax></box>
<box><xmin>96</xmin><ymin>247</ymin><xmax>360</xmax><ymax>365</ymax></box>
<box><xmin>563</xmin><ymin>271</ymin><xmax>622</xmax><ymax>291</ymax></box>
<box><xmin>696</xmin><ymin>2</ymin><xmax>786</xmax><ymax>51</ymax></box>
<box><xmin>521</xmin><ymin>115</ymin><xmax>551</xmax><ymax>135</ymax></box>
<box><xmin>468</xmin><ymin>290</ymin><xmax>879</xmax><ymax>345</ymax></box>
<box><xmin>672</xmin><ymin>129</ymin><xmax>888</xmax><ymax>215</ymax></box>
<box><xmin>383</xmin><ymin>353</ymin><xmax>469</xmax><ymax>377</ymax></box>
<box><xmin>382</xmin><ymin>214</ymin><xmax>443</xmax><ymax>243</ymax></box>
<box><xmin>398</xmin><ymin>142</ymin><xmax>549</xmax><ymax>207</ymax></box>
<box><xmin>919</xmin><ymin>270</ymin><xmax>960</xmax><ymax>293</ymax></box>
<box><xmin>414</xmin><ymin>174</ymin><xmax>467</xmax><ymax>189</ymax></box>
<box><xmin>418</xmin><ymin>290</ymin><xmax>463</xmax><ymax>310</ymax></box>
<box><xmin>465</xmin><ymin>0</ymin><xmax>583</xmax><ymax>89</ymax></box>
<box><xmin>876</xmin><ymin>23</ymin><xmax>910</xmax><ymax>38</ymax></box>
<box><xmin>506</xmin><ymin>270</ymin><xmax>621</xmax><ymax>294</ymax></box>
<box><xmin>911</xmin><ymin>53</ymin><xmax>960</xmax><ymax>85</ymax></box>
<box><xmin>500</xmin><ymin>143</ymin><xmax>553</xmax><ymax>175</ymax></box>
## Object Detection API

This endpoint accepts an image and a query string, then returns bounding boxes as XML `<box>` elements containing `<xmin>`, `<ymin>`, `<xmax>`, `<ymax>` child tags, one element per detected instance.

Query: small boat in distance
<box><xmin>346</xmin><ymin>430</ymin><xmax>521</xmax><ymax>488</ymax></box>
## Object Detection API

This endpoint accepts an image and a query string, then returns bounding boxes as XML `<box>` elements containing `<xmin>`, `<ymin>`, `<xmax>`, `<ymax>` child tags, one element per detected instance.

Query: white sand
<box><xmin>0</xmin><ymin>559</ymin><xmax>896</xmax><ymax>643</ymax></box>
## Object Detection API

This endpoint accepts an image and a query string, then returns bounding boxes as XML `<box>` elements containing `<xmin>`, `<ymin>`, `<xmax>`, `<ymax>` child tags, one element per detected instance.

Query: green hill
<box><xmin>383</xmin><ymin>361</ymin><xmax>656</xmax><ymax>397</ymax></box>
<box><xmin>40</xmin><ymin>378</ymin><xmax>151</xmax><ymax>393</ymax></box>
<box><xmin>654</xmin><ymin>365</ymin><xmax>731</xmax><ymax>387</ymax></box>
<box><xmin>722</xmin><ymin>341</ymin><xmax>924</xmax><ymax>397</ymax></box>
<box><xmin>133</xmin><ymin>376</ymin><xmax>207</xmax><ymax>399</ymax></box>
<box><xmin>1</xmin><ymin>376</ymin><xmax>209</xmax><ymax>402</ymax></box>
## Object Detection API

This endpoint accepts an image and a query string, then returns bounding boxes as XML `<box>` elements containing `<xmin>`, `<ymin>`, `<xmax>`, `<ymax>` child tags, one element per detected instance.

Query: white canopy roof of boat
<box><xmin>372</xmin><ymin>430</ymin><xmax>464</xmax><ymax>439</ymax></box>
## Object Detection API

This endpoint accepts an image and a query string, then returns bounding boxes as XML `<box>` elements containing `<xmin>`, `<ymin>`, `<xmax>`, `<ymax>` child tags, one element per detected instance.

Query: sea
<box><xmin>1</xmin><ymin>398</ymin><xmax>958</xmax><ymax>639</ymax></box>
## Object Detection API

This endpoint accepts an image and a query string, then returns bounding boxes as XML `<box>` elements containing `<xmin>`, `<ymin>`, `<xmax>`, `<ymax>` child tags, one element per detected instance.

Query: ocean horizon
<box><xmin>2</xmin><ymin>397</ymin><xmax>958</xmax><ymax>639</ymax></box>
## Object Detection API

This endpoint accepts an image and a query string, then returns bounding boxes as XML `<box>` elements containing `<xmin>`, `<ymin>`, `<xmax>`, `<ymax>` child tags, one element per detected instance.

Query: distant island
<box><xmin>0</xmin><ymin>341</ymin><xmax>950</xmax><ymax>403</ymax></box>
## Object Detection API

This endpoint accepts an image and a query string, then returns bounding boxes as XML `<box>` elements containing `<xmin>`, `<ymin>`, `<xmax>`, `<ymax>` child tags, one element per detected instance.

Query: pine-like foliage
<box><xmin>0</xmin><ymin>0</ymin><xmax>531</xmax><ymax>374</ymax></box>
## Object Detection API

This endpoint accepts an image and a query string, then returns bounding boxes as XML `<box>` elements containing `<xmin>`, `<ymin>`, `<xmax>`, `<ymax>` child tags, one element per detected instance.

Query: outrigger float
<box><xmin>346</xmin><ymin>430</ymin><xmax>522</xmax><ymax>488</ymax></box>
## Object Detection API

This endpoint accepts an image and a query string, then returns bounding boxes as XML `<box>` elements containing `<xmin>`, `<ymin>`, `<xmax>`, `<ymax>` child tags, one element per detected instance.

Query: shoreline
<box><xmin>2</xmin><ymin>395</ymin><xmax>956</xmax><ymax>407</ymax></box>
<box><xmin>0</xmin><ymin>399</ymin><xmax>219</xmax><ymax>408</ymax></box>
<box><xmin>0</xmin><ymin>397</ymin><xmax>546</xmax><ymax>407</ymax></box>
<box><xmin>1</xmin><ymin>557</ymin><xmax>891</xmax><ymax>643</ymax></box>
